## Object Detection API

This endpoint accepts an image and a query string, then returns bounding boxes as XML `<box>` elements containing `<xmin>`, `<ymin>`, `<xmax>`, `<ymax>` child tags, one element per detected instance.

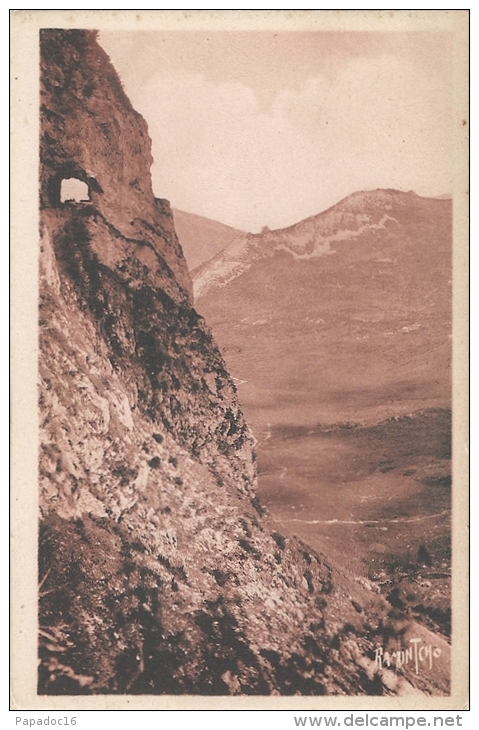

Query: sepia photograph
<box><xmin>11</xmin><ymin>9</ymin><xmax>469</xmax><ymax>710</ymax></box>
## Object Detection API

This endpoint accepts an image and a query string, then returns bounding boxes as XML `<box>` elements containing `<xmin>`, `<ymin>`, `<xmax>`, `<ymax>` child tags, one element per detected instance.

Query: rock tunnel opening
<box><xmin>45</xmin><ymin>164</ymin><xmax>103</xmax><ymax>208</ymax></box>
<box><xmin>60</xmin><ymin>177</ymin><xmax>90</xmax><ymax>204</ymax></box>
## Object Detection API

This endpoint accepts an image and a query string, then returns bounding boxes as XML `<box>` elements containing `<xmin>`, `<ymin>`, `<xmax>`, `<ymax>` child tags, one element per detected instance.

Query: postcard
<box><xmin>10</xmin><ymin>9</ymin><xmax>469</xmax><ymax>710</ymax></box>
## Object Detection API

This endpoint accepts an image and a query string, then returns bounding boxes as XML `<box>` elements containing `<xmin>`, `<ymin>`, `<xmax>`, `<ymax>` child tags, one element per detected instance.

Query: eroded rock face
<box><xmin>38</xmin><ymin>30</ymin><xmax>449</xmax><ymax>696</ymax></box>
<box><xmin>40</xmin><ymin>30</ymin><xmax>190</xmax><ymax>297</ymax></box>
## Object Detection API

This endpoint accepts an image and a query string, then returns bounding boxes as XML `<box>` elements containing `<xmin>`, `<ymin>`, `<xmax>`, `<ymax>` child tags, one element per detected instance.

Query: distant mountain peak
<box><xmin>193</xmin><ymin>188</ymin><xmax>450</xmax><ymax>300</ymax></box>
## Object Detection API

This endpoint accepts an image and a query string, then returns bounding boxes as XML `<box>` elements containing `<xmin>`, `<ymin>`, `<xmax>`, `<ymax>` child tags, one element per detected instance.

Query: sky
<box><xmin>99</xmin><ymin>30</ymin><xmax>453</xmax><ymax>232</ymax></box>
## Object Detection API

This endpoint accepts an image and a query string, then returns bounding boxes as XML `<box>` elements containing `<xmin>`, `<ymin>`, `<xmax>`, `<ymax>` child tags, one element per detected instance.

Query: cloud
<box><xmin>115</xmin><ymin>49</ymin><xmax>452</xmax><ymax>231</ymax></box>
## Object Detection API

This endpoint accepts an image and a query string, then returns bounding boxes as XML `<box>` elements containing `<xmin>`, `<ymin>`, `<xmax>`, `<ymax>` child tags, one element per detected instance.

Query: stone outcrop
<box><xmin>38</xmin><ymin>29</ymin><xmax>449</xmax><ymax>696</ymax></box>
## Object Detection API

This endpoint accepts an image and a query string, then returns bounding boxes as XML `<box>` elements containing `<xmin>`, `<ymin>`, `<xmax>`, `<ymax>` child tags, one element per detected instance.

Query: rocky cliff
<box><xmin>38</xmin><ymin>29</ymin><xmax>449</xmax><ymax>696</ymax></box>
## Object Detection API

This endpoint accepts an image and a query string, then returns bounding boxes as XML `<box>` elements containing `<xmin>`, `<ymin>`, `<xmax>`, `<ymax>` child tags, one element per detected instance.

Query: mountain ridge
<box><xmin>193</xmin><ymin>189</ymin><xmax>450</xmax><ymax>300</ymax></box>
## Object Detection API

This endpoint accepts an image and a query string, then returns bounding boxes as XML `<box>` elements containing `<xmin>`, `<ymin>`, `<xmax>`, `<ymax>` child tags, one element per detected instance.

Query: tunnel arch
<box><xmin>46</xmin><ymin>163</ymin><xmax>103</xmax><ymax>207</ymax></box>
<box><xmin>60</xmin><ymin>177</ymin><xmax>90</xmax><ymax>203</ymax></box>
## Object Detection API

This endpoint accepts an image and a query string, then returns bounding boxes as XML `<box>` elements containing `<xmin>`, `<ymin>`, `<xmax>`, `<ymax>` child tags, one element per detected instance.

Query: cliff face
<box><xmin>38</xmin><ymin>30</ymin><xmax>449</xmax><ymax>696</ymax></box>
<box><xmin>40</xmin><ymin>30</ymin><xmax>190</xmax><ymax>298</ymax></box>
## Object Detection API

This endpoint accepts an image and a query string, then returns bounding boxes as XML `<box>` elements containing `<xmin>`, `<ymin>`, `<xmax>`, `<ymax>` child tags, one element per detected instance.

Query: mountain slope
<box><xmin>194</xmin><ymin>189</ymin><xmax>451</xmax><ymax>426</ymax></box>
<box><xmin>172</xmin><ymin>208</ymin><xmax>245</xmax><ymax>271</ymax></box>
<box><xmin>194</xmin><ymin>190</ymin><xmax>452</xmax><ymax>644</ymax></box>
